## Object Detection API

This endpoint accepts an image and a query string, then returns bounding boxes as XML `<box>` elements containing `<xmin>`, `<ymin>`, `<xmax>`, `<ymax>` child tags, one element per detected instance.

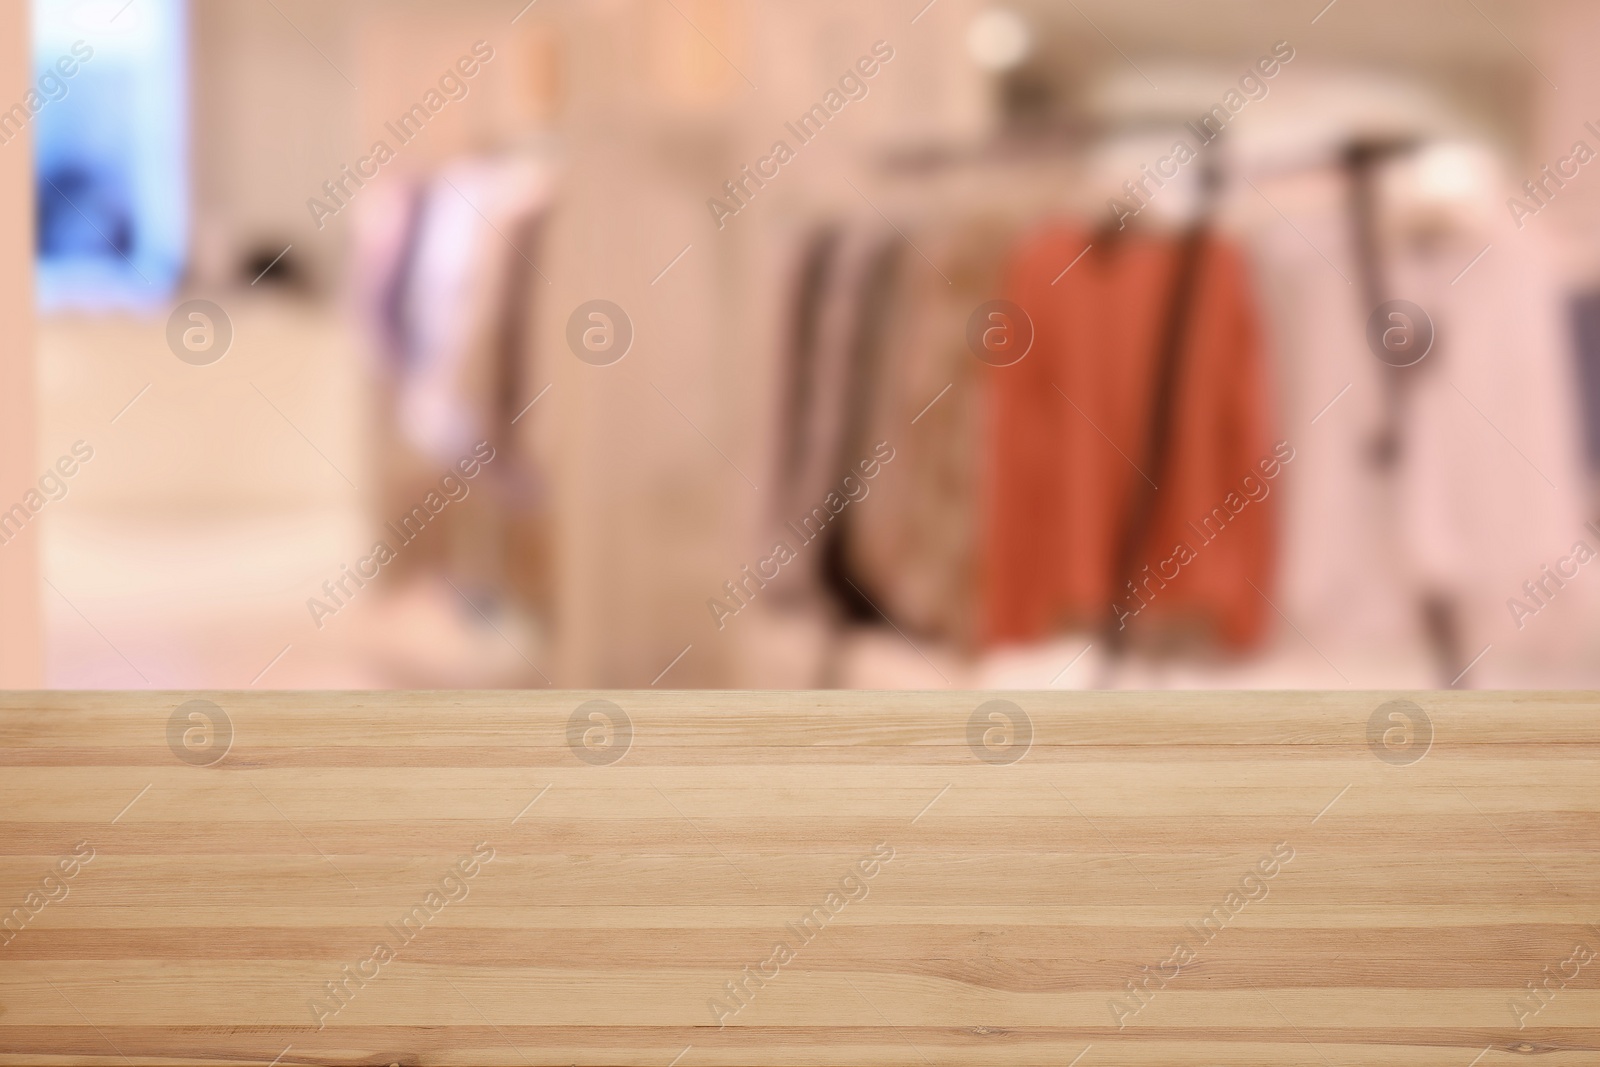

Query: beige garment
<box><xmin>846</xmin><ymin>217</ymin><xmax>1017</xmax><ymax>646</ymax></box>
<box><xmin>1247</xmin><ymin>167</ymin><xmax>1594</xmax><ymax>685</ymax></box>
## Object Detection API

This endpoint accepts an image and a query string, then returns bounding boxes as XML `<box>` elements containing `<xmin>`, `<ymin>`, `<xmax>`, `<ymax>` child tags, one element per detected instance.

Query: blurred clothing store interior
<box><xmin>4</xmin><ymin>0</ymin><xmax>1600</xmax><ymax>690</ymax></box>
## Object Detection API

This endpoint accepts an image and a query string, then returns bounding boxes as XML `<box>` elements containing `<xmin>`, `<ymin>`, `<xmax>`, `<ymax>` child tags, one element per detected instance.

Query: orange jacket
<box><xmin>982</xmin><ymin>224</ymin><xmax>1279</xmax><ymax>650</ymax></box>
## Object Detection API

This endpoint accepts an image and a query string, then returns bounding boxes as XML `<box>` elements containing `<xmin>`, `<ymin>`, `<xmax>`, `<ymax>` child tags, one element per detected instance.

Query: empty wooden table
<box><xmin>2</xmin><ymin>690</ymin><xmax>1597</xmax><ymax>1064</ymax></box>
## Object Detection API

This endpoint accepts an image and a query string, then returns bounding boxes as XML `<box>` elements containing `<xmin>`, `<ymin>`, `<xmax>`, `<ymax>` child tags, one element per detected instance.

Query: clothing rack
<box><xmin>1337</xmin><ymin>136</ymin><xmax>1464</xmax><ymax>687</ymax></box>
<box><xmin>769</xmin><ymin>124</ymin><xmax>1497</xmax><ymax>688</ymax></box>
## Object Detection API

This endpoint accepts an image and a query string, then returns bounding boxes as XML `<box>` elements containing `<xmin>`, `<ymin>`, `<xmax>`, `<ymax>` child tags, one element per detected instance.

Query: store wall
<box><xmin>189</xmin><ymin>0</ymin><xmax>359</xmax><ymax>290</ymax></box>
<box><xmin>0</xmin><ymin>0</ymin><xmax>40</xmax><ymax>686</ymax></box>
<box><xmin>1535</xmin><ymin>0</ymin><xmax>1600</xmax><ymax>286</ymax></box>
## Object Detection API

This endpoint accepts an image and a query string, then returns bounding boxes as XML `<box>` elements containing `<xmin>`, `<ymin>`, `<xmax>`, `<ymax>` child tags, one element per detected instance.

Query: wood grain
<box><xmin>1</xmin><ymin>690</ymin><xmax>1597</xmax><ymax>1065</ymax></box>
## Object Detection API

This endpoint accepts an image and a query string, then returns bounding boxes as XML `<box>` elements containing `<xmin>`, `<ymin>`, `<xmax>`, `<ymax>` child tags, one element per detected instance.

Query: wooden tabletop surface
<box><xmin>1</xmin><ymin>690</ymin><xmax>1597</xmax><ymax>1065</ymax></box>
